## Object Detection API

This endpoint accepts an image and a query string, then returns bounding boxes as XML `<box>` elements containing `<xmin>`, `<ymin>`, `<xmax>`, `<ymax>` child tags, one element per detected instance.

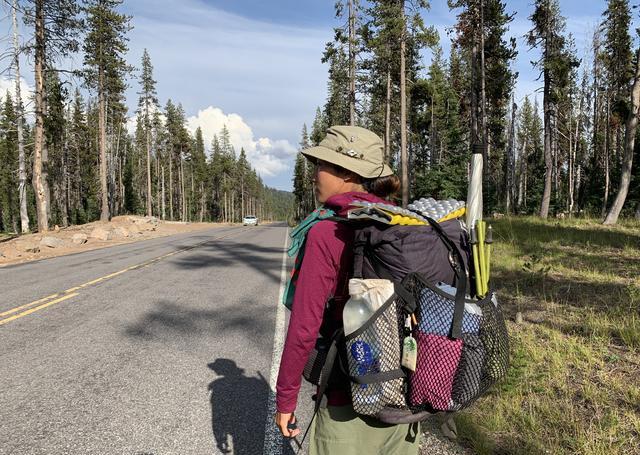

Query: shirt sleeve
<box><xmin>275</xmin><ymin>222</ymin><xmax>344</xmax><ymax>413</ymax></box>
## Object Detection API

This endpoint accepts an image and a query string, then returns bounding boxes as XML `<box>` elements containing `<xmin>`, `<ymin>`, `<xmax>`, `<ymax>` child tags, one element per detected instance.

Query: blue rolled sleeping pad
<box><xmin>416</xmin><ymin>284</ymin><xmax>481</xmax><ymax>336</ymax></box>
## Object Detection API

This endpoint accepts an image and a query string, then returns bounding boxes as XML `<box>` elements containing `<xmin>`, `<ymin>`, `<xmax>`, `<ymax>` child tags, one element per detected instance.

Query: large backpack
<box><xmin>301</xmin><ymin>204</ymin><xmax>510</xmax><ymax>427</ymax></box>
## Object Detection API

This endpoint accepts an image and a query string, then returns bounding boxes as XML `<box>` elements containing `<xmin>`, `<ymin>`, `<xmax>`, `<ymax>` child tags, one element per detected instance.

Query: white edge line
<box><xmin>263</xmin><ymin>226</ymin><xmax>290</xmax><ymax>455</ymax></box>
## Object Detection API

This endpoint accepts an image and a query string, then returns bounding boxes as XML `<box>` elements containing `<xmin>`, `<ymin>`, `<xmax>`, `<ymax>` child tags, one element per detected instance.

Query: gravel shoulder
<box><xmin>0</xmin><ymin>216</ymin><xmax>229</xmax><ymax>268</ymax></box>
<box><xmin>420</xmin><ymin>417</ymin><xmax>472</xmax><ymax>455</ymax></box>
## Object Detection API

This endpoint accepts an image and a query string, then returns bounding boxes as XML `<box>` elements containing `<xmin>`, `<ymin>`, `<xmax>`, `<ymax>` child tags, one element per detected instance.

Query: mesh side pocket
<box><xmin>302</xmin><ymin>338</ymin><xmax>329</xmax><ymax>386</ymax></box>
<box><xmin>451</xmin><ymin>295</ymin><xmax>509</xmax><ymax>408</ymax></box>
<box><xmin>450</xmin><ymin>333</ymin><xmax>485</xmax><ymax>409</ymax></box>
<box><xmin>403</xmin><ymin>274</ymin><xmax>510</xmax><ymax>412</ymax></box>
<box><xmin>410</xmin><ymin>331</ymin><xmax>463</xmax><ymax>410</ymax></box>
<box><xmin>479</xmin><ymin>296</ymin><xmax>510</xmax><ymax>384</ymax></box>
<box><xmin>344</xmin><ymin>295</ymin><xmax>406</xmax><ymax>416</ymax></box>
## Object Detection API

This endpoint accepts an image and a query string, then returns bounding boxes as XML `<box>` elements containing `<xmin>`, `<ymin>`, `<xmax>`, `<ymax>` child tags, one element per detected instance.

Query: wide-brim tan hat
<box><xmin>302</xmin><ymin>125</ymin><xmax>394</xmax><ymax>178</ymax></box>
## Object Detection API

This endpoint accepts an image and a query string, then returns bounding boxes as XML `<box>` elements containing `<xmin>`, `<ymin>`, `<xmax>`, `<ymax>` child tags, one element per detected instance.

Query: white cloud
<box><xmin>186</xmin><ymin>105</ymin><xmax>297</xmax><ymax>178</ymax></box>
<box><xmin>0</xmin><ymin>76</ymin><xmax>34</xmax><ymax>112</ymax></box>
<box><xmin>118</xmin><ymin>0</ymin><xmax>331</xmax><ymax>190</ymax></box>
<box><xmin>126</xmin><ymin>104</ymin><xmax>166</xmax><ymax>135</ymax></box>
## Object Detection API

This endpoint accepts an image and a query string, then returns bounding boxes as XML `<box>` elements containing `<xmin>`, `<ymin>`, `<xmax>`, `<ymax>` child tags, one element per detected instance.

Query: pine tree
<box><xmin>527</xmin><ymin>0</ymin><xmax>579</xmax><ymax>218</ymax></box>
<box><xmin>293</xmin><ymin>124</ymin><xmax>315</xmax><ymax>220</ymax></box>
<box><xmin>209</xmin><ymin>134</ymin><xmax>223</xmax><ymax>221</ymax></box>
<box><xmin>411</xmin><ymin>45</ymin><xmax>467</xmax><ymax>200</ymax></box>
<box><xmin>44</xmin><ymin>70</ymin><xmax>69</xmax><ymax>227</ymax></box>
<box><xmin>11</xmin><ymin>0</ymin><xmax>29</xmax><ymax>233</ymax></box>
<box><xmin>604</xmin><ymin>48</ymin><xmax>640</xmax><ymax>224</ymax></box>
<box><xmin>449</xmin><ymin>0</ymin><xmax>517</xmax><ymax>212</ymax></box>
<box><xmin>515</xmin><ymin>96</ymin><xmax>544</xmax><ymax>212</ymax></box>
<box><xmin>83</xmin><ymin>0</ymin><xmax>132</xmax><ymax>222</ymax></box>
<box><xmin>236</xmin><ymin>148</ymin><xmax>251</xmax><ymax>220</ymax></box>
<box><xmin>26</xmin><ymin>0</ymin><xmax>82</xmax><ymax>232</ymax></box>
<box><xmin>0</xmin><ymin>93</ymin><xmax>19</xmax><ymax>232</ymax></box>
<box><xmin>360</xmin><ymin>0</ymin><xmax>436</xmax><ymax>203</ymax></box>
<box><xmin>66</xmin><ymin>90</ymin><xmax>91</xmax><ymax>224</ymax></box>
<box><xmin>323</xmin><ymin>42</ymin><xmax>351</xmax><ymax>126</ymax></box>
<box><xmin>192</xmin><ymin>127</ymin><xmax>208</xmax><ymax>222</ymax></box>
<box><xmin>601</xmin><ymin>0</ymin><xmax>633</xmax><ymax>216</ymax></box>
<box><xmin>310</xmin><ymin>107</ymin><xmax>327</xmax><ymax>146</ymax></box>
<box><xmin>136</xmin><ymin>49</ymin><xmax>159</xmax><ymax>217</ymax></box>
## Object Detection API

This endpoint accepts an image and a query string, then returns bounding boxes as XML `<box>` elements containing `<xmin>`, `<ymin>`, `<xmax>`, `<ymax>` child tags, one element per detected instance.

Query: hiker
<box><xmin>274</xmin><ymin>126</ymin><xmax>421</xmax><ymax>454</ymax></box>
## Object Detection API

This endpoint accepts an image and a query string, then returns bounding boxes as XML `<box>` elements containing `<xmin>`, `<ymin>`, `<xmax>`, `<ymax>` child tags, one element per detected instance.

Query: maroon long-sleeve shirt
<box><xmin>276</xmin><ymin>191</ymin><xmax>393</xmax><ymax>413</ymax></box>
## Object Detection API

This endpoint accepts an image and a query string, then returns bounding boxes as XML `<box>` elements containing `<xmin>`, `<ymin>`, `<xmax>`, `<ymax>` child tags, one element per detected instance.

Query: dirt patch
<box><xmin>0</xmin><ymin>216</ymin><xmax>229</xmax><ymax>267</ymax></box>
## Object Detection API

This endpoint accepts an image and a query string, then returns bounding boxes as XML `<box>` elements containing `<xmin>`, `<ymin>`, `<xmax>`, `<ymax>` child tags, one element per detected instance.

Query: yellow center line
<box><xmin>0</xmin><ymin>293</ymin><xmax>79</xmax><ymax>326</ymax></box>
<box><xmin>0</xmin><ymin>227</ymin><xmax>252</xmax><ymax>326</ymax></box>
<box><xmin>0</xmin><ymin>293</ymin><xmax>60</xmax><ymax>318</ymax></box>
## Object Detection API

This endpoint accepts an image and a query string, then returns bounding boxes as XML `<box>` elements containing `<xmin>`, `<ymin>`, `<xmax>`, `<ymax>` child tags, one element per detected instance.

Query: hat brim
<box><xmin>302</xmin><ymin>145</ymin><xmax>393</xmax><ymax>179</ymax></box>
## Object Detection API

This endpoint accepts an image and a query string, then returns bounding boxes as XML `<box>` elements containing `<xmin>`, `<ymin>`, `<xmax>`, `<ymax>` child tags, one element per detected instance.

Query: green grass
<box><xmin>455</xmin><ymin>216</ymin><xmax>640</xmax><ymax>455</ymax></box>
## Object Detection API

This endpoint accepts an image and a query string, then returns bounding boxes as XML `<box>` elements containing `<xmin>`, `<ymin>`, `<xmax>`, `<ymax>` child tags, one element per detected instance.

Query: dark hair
<box><xmin>320</xmin><ymin>160</ymin><xmax>400</xmax><ymax>200</ymax></box>
<box><xmin>362</xmin><ymin>174</ymin><xmax>401</xmax><ymax>199</ymax></box>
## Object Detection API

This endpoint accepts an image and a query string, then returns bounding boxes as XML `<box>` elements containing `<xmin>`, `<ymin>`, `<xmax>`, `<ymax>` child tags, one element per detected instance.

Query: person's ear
<box><xmin>344</xmin><ymin>172</ymin><xmax>360</xmax><ymax>183</ymax></box>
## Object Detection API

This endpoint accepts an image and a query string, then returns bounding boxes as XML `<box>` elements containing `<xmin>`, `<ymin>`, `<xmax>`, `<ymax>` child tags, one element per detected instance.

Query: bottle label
<box><xmin>350</xmin><ymin>341</ymin><xmax>380</xmax><ymax>391</ymax></box>
<box><xmin>401</xmin><ymin>336</ymin><xmax>417</xmax><ymax>371</ymax></box>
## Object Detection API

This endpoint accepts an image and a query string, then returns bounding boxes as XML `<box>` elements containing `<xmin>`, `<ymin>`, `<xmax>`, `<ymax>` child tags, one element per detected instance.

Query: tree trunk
<box><xmin>118</xmin><ymin>150</ymin><xmax>123</xmax><ymax>215</ymax></box>
<box><xmin>470</xmin><ymin>27</ymin><xmax>479</xmax><ymax>149</ymax></box>
<box><xmin>479</xmin><ymin>0</ymin><xmax>488</xmax><ymax>167</ymax></box>
<box><xmin>506</xmin><ymin>99</ymin><xmax>516</xmax><ymax>213</ymax></box>
<box><xmin>604</xmin><ymin>49</ymin><xmax>640</xmax><ymax>225</ymax></box>
<box><xmin>241</xmin><ymin>178</ymin><xmax>245</xmax><ymax>220</ymax></box>
<box><xmin>517</xmin><ymin>137</ymin><xmax>528</xmax><ymax>209</ymax></box>
<box><xmin>552</xmin><ymin>109</ymin><xmax>558</xmax><ymax>204</ymax></box>
<box><xmin>399</xmin><ymin>4</ymin><xmax>408</xmax><ymax>207</ymax></box>
<box><xmin>32</xmin><ymin>0</ymin><xmax>48</xmax><ymax>232</ymax></box>
<box><xmin>12</xmin><ymin>0</ymin><xmax>29</xmax><ymax>233</ymax></box>
<box><xmin>539</xmin><ymin>69</ymin><xmax>553</xmax><ymax>219</ymax></box>
<box><xmin>602</xmin><ymin>96</ymin><xmax>611</xmax><ymax>217</ymax></box>
<box><xmin>146</xmin><ymin>129</ymin><xmax>152</xmax><ymax>217</ymax></box>
<box><xmin>61</xmin><ymin>133</ymin><xmax>69</xmax><ymax>227</ymax></box>
<box><xmin>384</xmin><ymin>65</ymin><xmax>391</xmax><ymax>162</ymax></box>
<box><xmin>180</xmin><ymin>154</ymin><xmax>186</xmax><ymax>221</ymax></box>
<box><xmin>43</xmin><ymin>123</ymin><xmax>51</xmax><ymax>223</ymax></box>
<box><xmin>169</xmin><ymin>157</ymin><xmax>173</xmax><ymax>220</ymax></box>
<box><xmin>568</xmin><ymin>106</ymin><xmax>574</xmax><ymax>214</ymax></box>
<box><xmin>348</xmin><ymin>0</ymin><xmax>356</xmax><ymax>126</ymax></box>
<box><xmin>430</xmin><ymin>95</ymin><xmax>436</xmax><ymax>166</ymax></box>
<box><xmin>570</xmin><ymin>91</ymin><xmax>584</xmax><ymax>215</ymax></box>
<box><xmin>199</xmin><ymin>182</ymin><xmax>205</xmax><ymax>222</ymax></box>
<box><xmin>190</xmin><ymin>165</ymin><xmax>194</xmax><ymax>222</ymax></box>
<box><xmin>156</xmin><ymin>153</ymin><xmax>160</xmax><ymax>216</ymax></box>
<box><xmin>231</xmin><ymin>191</ymin><xmax>235</xmax><ymax>223</ymax></box>
<box><xmin>98</xmin><ymin>65</ymin><xmax>109</xmax><ymax>221</ymax></box>
<box><xmin>161</xmin><ymin>165</ymin><xmax>165</xmax><ymax>220</ymax></box>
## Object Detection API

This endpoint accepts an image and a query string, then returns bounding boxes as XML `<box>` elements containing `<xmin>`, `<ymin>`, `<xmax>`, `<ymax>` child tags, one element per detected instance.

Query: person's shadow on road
<box><xmin>208</xmin><ymin>359</ymin><xmax>297</xmax><ymax>455</ymax></box>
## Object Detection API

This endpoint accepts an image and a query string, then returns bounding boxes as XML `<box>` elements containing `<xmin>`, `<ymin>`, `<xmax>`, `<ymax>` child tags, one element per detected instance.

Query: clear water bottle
<box><xmin>343</xmin><ymin>279</ymin><xmax>392</xmax><ymax>335</ymax></box>
<box><xmin>343</xmin><ymin>279</ymin><xmax>387</xmax><ymax>405</ymax></box>
<box><xmin>343</xmin><ymin>281</ymin><xmax>375</xmax><ymax>336</ymax></box>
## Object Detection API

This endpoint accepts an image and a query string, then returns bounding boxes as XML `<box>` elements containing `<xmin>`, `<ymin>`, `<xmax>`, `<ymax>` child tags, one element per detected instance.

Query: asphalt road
<box><xmin>0</xmin><ymin>224</ymin><xmax>314</xmax><ymax>455</ymax></box>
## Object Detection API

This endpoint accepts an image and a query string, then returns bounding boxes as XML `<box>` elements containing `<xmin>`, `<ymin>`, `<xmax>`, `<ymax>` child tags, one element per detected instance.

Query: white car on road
<box><xmin>242</xmin><ymin>215</ymin><xmax>258</xmax><ymax>226</ymax></box>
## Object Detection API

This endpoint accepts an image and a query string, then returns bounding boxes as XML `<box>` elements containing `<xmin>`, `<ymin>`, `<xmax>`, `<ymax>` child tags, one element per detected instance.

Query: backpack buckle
<box><xmin>448</xmin><ymin>251</ymin><xmax>457</xmax><ymax>269</ymax></box>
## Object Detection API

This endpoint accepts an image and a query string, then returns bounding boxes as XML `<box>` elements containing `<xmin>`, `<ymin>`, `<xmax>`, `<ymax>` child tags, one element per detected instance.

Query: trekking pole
<box><xmin>470</xmin><ymin>225</ymin><xmax>483</xmax><ymax>297</ymax></box>
<box><xmin>485</xmin><ymin>225</ymin><xmax>493</xmax><ymax>291</ymax></box>
<box><xmin>477</xmin><ymin>220</ymin><xmax>487</xmax><ymax>296</ymax></box>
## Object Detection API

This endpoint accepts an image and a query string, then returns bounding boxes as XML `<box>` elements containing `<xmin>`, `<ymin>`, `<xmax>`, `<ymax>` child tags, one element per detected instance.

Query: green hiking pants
<box><xmin>309</xmin><ymin>405</ymin><xmax>421</xmax><ymax>455</ymax></box>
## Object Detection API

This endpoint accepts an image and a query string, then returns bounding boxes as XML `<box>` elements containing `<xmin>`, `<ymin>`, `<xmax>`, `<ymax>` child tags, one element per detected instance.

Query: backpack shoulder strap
<box><xmin>298</xmin><ymin>327</ymin><xmax>344</xmax><ymax>449</ymax></box>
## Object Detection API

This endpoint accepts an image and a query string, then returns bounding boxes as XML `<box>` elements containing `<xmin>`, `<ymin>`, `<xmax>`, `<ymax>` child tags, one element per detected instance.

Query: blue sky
<box><xmin>1</xmin><ymin>0</ymin><xmax>638</xmax><ymax>191</ymax></box>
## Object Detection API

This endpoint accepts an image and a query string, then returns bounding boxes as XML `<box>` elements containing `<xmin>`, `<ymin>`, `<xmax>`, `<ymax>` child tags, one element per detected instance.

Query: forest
<box><xmin>1</xmin><ymin>0</ymin><xmax>639</xmax><ymax>234</ymax></box>
<box><xmin>293</xmin><ymin>0</ymin><xmax>640</xmax><ymax>226</ymax></box>
<box><xmin>0</xmin><ymin>0</ymin><xmax>293</xmax><ymax>235</ymax></box>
